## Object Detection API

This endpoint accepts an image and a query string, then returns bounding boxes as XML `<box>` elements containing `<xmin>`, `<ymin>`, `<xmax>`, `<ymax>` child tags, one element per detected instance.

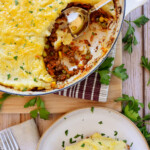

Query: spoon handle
<box><xmin>90</xmin><ymin>0</ymin><xmax>112</xmax><ymax>13</ymax></box>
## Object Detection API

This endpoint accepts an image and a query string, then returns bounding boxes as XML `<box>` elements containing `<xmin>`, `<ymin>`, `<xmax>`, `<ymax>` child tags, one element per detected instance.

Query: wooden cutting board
<box><xmin>0</xmin><ymin>34</ymin><xmax>122</xmax><ymax>114</ymax></box>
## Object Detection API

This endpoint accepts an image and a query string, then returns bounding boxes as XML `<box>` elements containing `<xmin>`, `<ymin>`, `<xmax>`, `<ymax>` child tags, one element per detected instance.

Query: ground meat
<box><xmin>43</xmin><ymin>2</ymin><xmax>113</xmax><ymax>83</ymax></box>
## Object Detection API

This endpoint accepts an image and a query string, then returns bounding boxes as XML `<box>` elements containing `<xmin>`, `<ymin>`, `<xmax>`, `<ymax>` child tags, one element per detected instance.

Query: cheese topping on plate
<box><xmin>65</xmin><ymin>133</ymin><xmax>129</xmax><ymax>150</ymax></box>
<box><xmin>0</xmin><ymin>0</ymin><xmax>115</xmax><ymax>91</ymax></box>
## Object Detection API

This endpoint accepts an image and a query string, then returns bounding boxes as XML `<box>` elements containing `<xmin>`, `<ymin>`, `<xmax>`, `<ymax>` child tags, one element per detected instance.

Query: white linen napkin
<box><xmin>0</xmin><ymin>119</ymin><xmax>40</xmax><ymax>150</ymax></box>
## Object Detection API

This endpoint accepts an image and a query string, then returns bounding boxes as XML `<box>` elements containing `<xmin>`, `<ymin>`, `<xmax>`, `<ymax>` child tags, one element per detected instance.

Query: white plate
<box><xmin>37</xmin><ymin>107</ymin><xmax>149</xmax><ymax>150</ymax></box>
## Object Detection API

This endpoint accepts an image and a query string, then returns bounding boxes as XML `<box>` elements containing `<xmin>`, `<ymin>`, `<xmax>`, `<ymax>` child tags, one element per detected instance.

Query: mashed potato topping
<box><xmin>65</xmin><ymin>133</ymin><xmax>129</xmax><ymax>150</ymax></box>
<box><xmin>0</xmin><ymin>0</ymin><xmax>115</xmax><ymax>91</ymax></box>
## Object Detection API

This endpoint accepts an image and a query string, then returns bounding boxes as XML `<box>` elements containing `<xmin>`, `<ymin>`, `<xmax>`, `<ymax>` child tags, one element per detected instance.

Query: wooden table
<box><xmin>0</xmin><ymin>1</ymin><xmax>150</xmax><ymax>135</ymax></box>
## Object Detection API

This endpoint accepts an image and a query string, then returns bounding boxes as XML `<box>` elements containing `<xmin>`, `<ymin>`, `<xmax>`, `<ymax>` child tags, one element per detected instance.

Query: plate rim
<box><xmin>36</xmin><ymin>107</ymin><xmax>149</xmax><ymax>150</ymax></box>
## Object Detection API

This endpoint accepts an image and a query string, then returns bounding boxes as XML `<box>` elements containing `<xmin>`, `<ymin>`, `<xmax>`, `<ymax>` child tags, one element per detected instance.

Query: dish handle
<box><xmin>125</xmin><ymin>0</ymin><xmax>147</xmax><ymax>16</ymax></box>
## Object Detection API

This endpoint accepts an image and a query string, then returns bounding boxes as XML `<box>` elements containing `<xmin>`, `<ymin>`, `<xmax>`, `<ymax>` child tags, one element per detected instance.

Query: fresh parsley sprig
<box><xmin>0</xmin><ymin>93</ymin><xmax>11</xmax><ymax>110</ymax></box>
<box><xmin>123</xmin><ymin>15</ymin><xmax>149</xmax><ymax>54</ymax></box>
<box><xmin>115</xmin><ymin>94</ymin><xmax>150</xmax><ymax>146</ymax></box>
<box><xmin>24</xmin><ymin>97</ymin><xmax>50</xmax><ymax>120</ymax></box>
<box><xmin>97</xmin><ymin>57</ymin><xmax>128</xmax><ymax>85</ymax></box>
<box><xmin>112</xmin><ymin>64</ymin><xmax>128</xmax><ymax>81</ymax></box>
<box><xmin>141</xmin><ymin>56</ymin><xmax>150</xmax><ymax>85</ymax></box>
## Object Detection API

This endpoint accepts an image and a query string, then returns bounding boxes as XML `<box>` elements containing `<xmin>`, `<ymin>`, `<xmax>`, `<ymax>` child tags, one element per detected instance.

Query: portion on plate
<box><xmin>0</xmin><ymin>0</ymin><xmax>121</xmax><ymax>91</ymax></box>
<box><xmin>65</xmin><ymin>133</ymin><xmax>129</xmax><ymax>150</ymax></box>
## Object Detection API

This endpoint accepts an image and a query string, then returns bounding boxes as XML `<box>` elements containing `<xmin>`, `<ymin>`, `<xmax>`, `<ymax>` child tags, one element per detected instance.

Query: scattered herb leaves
<box><xmin>112</xmin><ymin>64</ymin><xmax>128</xmax><ymax>81</ymax></box>
<box><xmin>133</xmin><ymin>15</ymin><xmax>149</xmax><ymax>27</ymax></box>
<box><xmin>96</xmin><ymin>57</ymin><xmax>114</xmax><ymax>85</ymax></box>
<box><xmin>96</xmin><ymin>57</ymin><xmax>128</xmax><ymax>85</ymax></box>
<box><xmin>69</xmin><ymin>138</ymin><xmax>76</xmax><ymax>144</ymax></box>
<box><xmin>24</xmin><ymin>97</ymin><xmax>50</xmax><ymax>120</ymax></box>
<box><xmin>123</xmin><ymin>15</ymin><xmax>149</xmax><ymax>54</ymax></box>
<box><xmin>115</xmin><ymin>94</ymin><xmax>150</xmax><ymax>146</ymax></box>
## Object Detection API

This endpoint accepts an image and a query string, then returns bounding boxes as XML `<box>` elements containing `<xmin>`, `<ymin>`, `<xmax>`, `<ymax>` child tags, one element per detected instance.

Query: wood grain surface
<box><xmin>0</xmin><ymin>0</ymin><xmax>150</xmax><ymax>135</ymax></box>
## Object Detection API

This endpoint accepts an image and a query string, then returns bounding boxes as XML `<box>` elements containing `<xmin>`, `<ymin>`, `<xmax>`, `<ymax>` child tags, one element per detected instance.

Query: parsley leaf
<box><xmin>122</xmin><ymin>23</ymin><xmax>136</xmax><ymax>54</ymax></box>
<box><xmin>141</xmin><ymin>56</ymin><xmax>150</xmax><ymax>71</ymax></box>
<box><xmin>99</xmin><ymin>70</ymin><xmax>110</xmax><ymax>85</ymax></box>
<box><xmin>141</xmin><ymin>56</ymin><xmax>150</xmax><ymax>85</ymax></box>
<box><xmin>112</xmin><ymin>64</ymin><xmax>128</xmax><ymax>81</ymax></box>
<box><xmin>115</xmin><ymin>94</ymin><xmax>143</xmax><ymax>121</ymax></box>
<box><xmin>115</xmin><ymin>94</ymin><xmax>150</xmax><ymax>146</ymax></box>
<box><xmin>97</xmin><ymin>57</ymin><xmax>114</xmax><ymax>85</ymax></box>
<box><xmin>36</xmin><ymin>97</ymin><xmax>45</xmax><ymax>108</ymax></box>
<box><xmin>99</xmin><ymin>57</ymin><xmax>114</xmax><ymax>70</ymax></box>
<box><xmin>39</xmin><ymin>108</ymin><xmax>50</xmax><ymax>120</ymax></box>
<box><xmin>24</xmin><ymin>97</ymin><xmax>37</xmax><ymax>108</ymax></box>
<box><xmin>0</xmin><ymin>93</ymin><xmax>11</xmax><ymax>110</ymax></box>
<box><xmin>133</xmin><ymin>15</ymin><xmax>150</xmax><ymax>27</ymax></box>
<box><xmin>24</xmin><ymin>97</ymin><xmax>50</xmax><ymax>120</ymax></box>
<box><xmin>30</xmin><ymin>109</ymin><xmax>38</xmax><ymax>118</ymax></box>
<box><xmin>97</xmin><ymin>57</ymin><xmax>128</xmax><ymax>84</ymax></box>
<box><xmin>123</xmin><ymin>15</ymin><xmax>149</xmax><ymax>54</ymax></box>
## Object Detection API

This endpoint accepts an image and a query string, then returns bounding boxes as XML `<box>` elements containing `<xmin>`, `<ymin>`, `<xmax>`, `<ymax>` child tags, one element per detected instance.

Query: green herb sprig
<box><xmin>123</xmin><ymin>15</ymin><xmax>149</xmax><ymax>54</ymax></box>
<box><xmin>115</xmin><ymin>94</ymin><xmax>150</xmax><ymax>146</ymax></box>
<box><xmin>141</xmin><ymin>56</ymin><xmax>150</xmax><ymax>85</ymax></box>
<box><xmin>96</xmin><ymin>57</ymin><xmax>128</xmax><ymax>85</ymax></box>
<box><xmin>24</xmin><ymin>97</ymin><xmax>50</xmax><ymax>120</ymax></box>
<box><xmin>0</xmin><ymin>93</ymin><xmax>11</xmax><ymax>110</ymax></box>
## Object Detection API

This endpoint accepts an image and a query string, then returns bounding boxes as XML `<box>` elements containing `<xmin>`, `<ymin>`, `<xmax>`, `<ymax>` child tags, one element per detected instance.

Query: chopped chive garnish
<box><xmin>7</xmin><ymin>74</ymin><xmax>11</xmax><ymax>79</ymax></box>
<box><xmin>62</xmin><ymin>141</ymin><xmax>65</xmax><ymax>148</ymax></box>
<box><xmin>101</xmin><ymin>133</ymin><xmax>105</xmax><ymax>136</ymax></box>
<box><xmin>91</xmin><ymin>107</ymin><xmax>94</xmax><ymax>113</ymax></box>
<box><xmin>81</xmin><ymin>143</ymin><xmax>85</xmax><ymax>147</ymax></box>
<box><xmin>98</xmin><ymin>121</ymin><xmax>103</xmax><ymax>124</ymax></box>
<box><xmin>14</xmin><ymin>56</ymin><xmax>18</xmax><ymax>60</ymax></box>
<box><xmin>69</xmin><ymin>138</ymin><xmax>76</xmax><ymax>144</ymax></box>
<box><xmin>34</xmin><ymin>78</ymin><xmax>38</xmax><ymax>82</ymax></box>
<box><xmin>114</xmin><ymin>131</ymin><xmax>118</xmax><ymax>136</ymax></box>
<box><xmin>65</xmin><ymin>130</ymin><xmax>68</xmax><ymax>136</ymax></box>
<box><xmin>20</xmin><ymin>66</ymin><xmax>24</xmax><ymax>70</ymax></box>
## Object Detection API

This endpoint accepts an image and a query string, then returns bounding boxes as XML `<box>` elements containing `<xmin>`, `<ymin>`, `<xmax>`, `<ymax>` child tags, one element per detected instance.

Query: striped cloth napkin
<box><xmin>55</xmin><ymin>45</ymin><xmax>116</xmax><ymax>102</ymax></box>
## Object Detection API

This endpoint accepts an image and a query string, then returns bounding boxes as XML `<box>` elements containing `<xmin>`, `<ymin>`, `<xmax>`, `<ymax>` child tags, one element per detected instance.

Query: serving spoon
<box><xmin>63</xmin><ymin>0</ymin><xmax>112</xmax><ymax>38</ymax></box>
